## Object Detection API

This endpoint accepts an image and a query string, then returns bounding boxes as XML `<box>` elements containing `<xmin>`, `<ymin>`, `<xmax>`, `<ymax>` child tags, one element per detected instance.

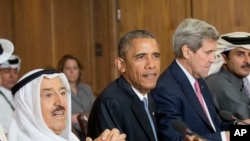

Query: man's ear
<box><xmin>115</xmin><ymin>57</ymin><xmax>126</xmax><ymax>73</ymax></box>
<box><xmin>222</xmin><ymin>53</ymin><xmax>228</xmax><ymax>65</ymax></box>
<box><xmin>182</xmin><ymin>45</ymin><xmax>190</xmax><ymax>59</ymax></box>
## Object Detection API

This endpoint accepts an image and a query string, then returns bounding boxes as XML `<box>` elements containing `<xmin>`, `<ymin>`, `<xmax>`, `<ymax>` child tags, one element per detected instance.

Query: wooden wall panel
<box><xmin>0</xmin><ymin>0</ymin><xmax>13</xmax><ymax>40</ymax></box>
<box><xmin>2</xmin><ymin>0</ymin><xmax>95</xmax><ymax>93</ymax></box>
<box><xmin>53</xmin><ymin>0</ymin><xmax>94</xmax><ymax>85</ymax></box>
<box><xmin>92</xmin><ymin>0</ymin><xmax>118</xmax><ymax>94</ymax></box>
<box><xmin>118</xmin><ymin>0</ymin><xmax>191</xmax><ymax>73</ymax></box>
<box><xmin>91</xmin><ymin>0</ymin><xmax>191</xmax><ymax>94</ymax></box>
<box><xmin>3</xmin><ymin>0</ymin><xmax>250</xmax><ymax>95</ymax></box>
<box><xmin>10</xmin><ymin>0</ymin><xmax>94</xmax><ymax>87</ymax></box>
<box><xmin>13</xmin><ymin>0</ymin><xmax>53</xmax><ymax>76</ymax></box>
<box><xmin>192</xmin><ymin>0</ymin><xmax>250</xmax><ymax>34</ymax></box>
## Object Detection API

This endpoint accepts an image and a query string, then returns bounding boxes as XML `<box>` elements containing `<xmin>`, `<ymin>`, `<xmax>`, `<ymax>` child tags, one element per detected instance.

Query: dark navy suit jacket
<box><xmin>87</xmin><ymin>76</ymin><xmax>158</xmax><ymax>141</ymax></box>
<box><xmin>151</xmin><ymin>60</ymin><xmax>232</xmax><ymax>141</ymax></box>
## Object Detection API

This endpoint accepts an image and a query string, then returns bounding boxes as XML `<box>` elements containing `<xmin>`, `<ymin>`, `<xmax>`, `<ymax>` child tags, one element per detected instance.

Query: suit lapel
<box><xmin>131</xmin><ymin>99</ymin><xmax>156</xmax><ymax>141</ymax></box>
<box><xmin>117</xmin><ymin>76</ymin><xmax>156</xmax><ymax>141</ymax></box>
<box><xmin>171</xmin><ymin>61</ymin><xmax>213</xmax><ymax>129</ymax></box>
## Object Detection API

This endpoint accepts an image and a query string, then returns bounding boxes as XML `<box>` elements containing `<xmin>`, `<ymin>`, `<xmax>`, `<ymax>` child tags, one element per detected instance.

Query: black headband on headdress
<box><xmin>0</xmin><ymin>44</ymin><xmax>3</xmax><ymax>55</ymax></box>
<box><xmin>8</xmin><ymin>58</ymin><xmax>19</xmax><ymax>65</ymax></box>
<box><xmin>221</xmin><ymin>36</ymin><xmax>250</xmax><ymax>45</ymax></box>
<box><xmin>11</xmin><ymin>69</ymin><xmax>59</xmax><ymax>94</ymax></box>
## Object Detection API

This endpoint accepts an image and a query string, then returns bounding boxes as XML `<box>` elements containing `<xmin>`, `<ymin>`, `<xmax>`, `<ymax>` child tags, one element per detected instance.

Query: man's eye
<box><xmin>3</xmin><ymin>69</ymin><xmax>11</xmax><ymax>73</ymax></box>
<box><xmin>61</xmin><ymin>91</ymin><xmax>66</xmax><ymax>96</ymax></box>
<box><xmin>237</xmin><ymin>53</ymin><xmax>244</xmax><ymax>56</ymax></box>
<box><xmin>136</xmin><ymin>55</ymin><xmax>144</xmax><ymax>59</ymax></box>
<box><xmin>60</xmin><ymin>90</ymin><xmax>68</xmax><ymax>96</ymax></box>
<box><xmin>206</xmin><ymin>51</ymin><xmax>213</xmax><ymax>55</ymax></box>
<box><xmin>154</xmin><ymin>54</ymin><xmax>160</xmax><ymax>58</ymax></box>
<box><xmin>45</xmin><ymin>93</ymin><xmax>53</xmax><ymax>98</ymax></box>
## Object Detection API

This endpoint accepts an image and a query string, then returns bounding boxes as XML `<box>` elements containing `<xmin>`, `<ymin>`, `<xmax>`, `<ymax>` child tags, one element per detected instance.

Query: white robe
<box><xmin>0</xmin><ymin>87</ymin><xmax>15</xmax><ymax>133</ymax></box>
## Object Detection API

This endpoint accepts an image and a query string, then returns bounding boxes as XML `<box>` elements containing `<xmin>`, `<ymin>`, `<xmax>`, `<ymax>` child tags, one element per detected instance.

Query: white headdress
<box><xmin>0</xmin><ymin>39</ymin><xmax>14</xmax><ymax>63</ymax></box>
<box><xmin>208</xmin><ymin>32</ymin><xmax>250</xmax><ymax>76</ymax></box>
<box><xmin>8</xmin><ymin>69</ymin><xmax>79</xmax><ymax>141</ymax></box>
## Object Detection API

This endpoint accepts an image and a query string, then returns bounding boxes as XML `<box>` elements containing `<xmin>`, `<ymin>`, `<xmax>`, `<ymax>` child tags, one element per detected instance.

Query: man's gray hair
<box><xmin>172</xmin><ymin>18</ymin><xmax>219</xmax><ymax>58</ymax></box>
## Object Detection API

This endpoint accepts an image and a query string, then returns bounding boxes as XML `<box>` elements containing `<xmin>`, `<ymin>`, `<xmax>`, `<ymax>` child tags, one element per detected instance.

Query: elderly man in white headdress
<box><xmin>8</xmin><ymin>69</ymin><xmax>126</xmax><ymax>141</ymax></box>
<box><xmin>206</xmin><ymin>32</ymin><xmax>250</xmax><ymax>120</ymax></box>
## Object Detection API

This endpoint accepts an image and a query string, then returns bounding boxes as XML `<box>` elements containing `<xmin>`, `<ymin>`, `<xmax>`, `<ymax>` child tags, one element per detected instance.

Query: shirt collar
<box><xmin>176</xmin><ymin>59</ymin><xmax>196</xmax><ymax>89</ymax></box>
<box><xmin>131</xmin><ymin>86</ymin><xmax>148</xmax><ymax>101</ymax></box>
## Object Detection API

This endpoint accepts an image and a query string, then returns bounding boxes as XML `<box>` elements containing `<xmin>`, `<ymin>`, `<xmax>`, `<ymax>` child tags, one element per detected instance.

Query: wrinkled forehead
<box><xmin>34</xmin><ymin>74</ymin><xmax>70</xmax><ymax>96</ymax></box>
<box><xmin>40</xmin><ymin>75</ymin><xmax>69</xmax><ymax>91</ymax></box>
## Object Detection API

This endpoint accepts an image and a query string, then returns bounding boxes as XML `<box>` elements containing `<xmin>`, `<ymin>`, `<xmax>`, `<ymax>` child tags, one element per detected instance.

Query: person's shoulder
<box><xmin>96</xmin><ymin>79</ymin><xmax>121</xmax><ymax>97</ymax></box>
<box><xmin>93</xmin><ymin>84</ymin><xmax>130</xmax><ymax>110</ymax></box>
<box><xmin>205</xmin><ymin>72</ymin><xmax>232</xmax><ymax>91</ymax></box>
<box><xmin>0</xmin><ymin>86</ymin><xmax>6</xmax><ymax>93</ymax></box>
<box><xmin>79</xmin><ymin>83</ymin><xmax>92</xmax><ymax>89</ymax></box>
<box><xmin>97</xmin><ymin>79</ymin><xmax>134</xmax><ymax>104</ymax></box>
<box><xmin>156</xmin><ymin>66</ymin><xmax>178</xmax><ymax>89</ymax></box>
<box><xmin>79</xmin><ymin>83</ymin><xmax>94</xmax><ymax>93</ymax></box>
<box><xmin>206</xmin><ymin>71</ymin><xmax>228</xmax><ymax>83</ymax></box>
<box><xmin>0</xmin><ymin>88</ymin><xmax>8</xmax><ymax>103</ymax></box>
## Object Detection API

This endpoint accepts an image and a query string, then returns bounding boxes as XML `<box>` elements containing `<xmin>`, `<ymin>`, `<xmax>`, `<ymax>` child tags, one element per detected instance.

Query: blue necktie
<box><xmin>143</xmin><ymin>97</ymin><xmax>158</xmax><ymax>141</ymax></box>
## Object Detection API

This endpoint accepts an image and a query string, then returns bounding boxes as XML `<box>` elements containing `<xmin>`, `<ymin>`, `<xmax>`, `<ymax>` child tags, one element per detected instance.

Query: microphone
<box><xmin>172</xmin><ymin>120</ymin><xmax>208</xmax><ymax>141</ymax></box>
<box><xmin>219</xmin><ymin>110</ymin><xmax>249</xmax><ymax>125</ymax></box>
<box><xmin>172</xmin><ymin>120</ymin><xmax>194</xmax><ymax>135</ymax></box>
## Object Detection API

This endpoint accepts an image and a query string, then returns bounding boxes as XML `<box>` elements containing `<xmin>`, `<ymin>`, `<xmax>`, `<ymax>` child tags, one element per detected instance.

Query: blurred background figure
<box><xmin>0</xmin><ymin>54</ymin><xmax>21</xmax><ymax>134</ymax></box>
<box><xmin>0</xmin><ymin>38</ymin><xmax>14</xmax><ymax>141</ymax></box>
<box><xmin>58</xmin><ymin>54</ymin><xmax>95</xmax><ymax>140</ymax></box>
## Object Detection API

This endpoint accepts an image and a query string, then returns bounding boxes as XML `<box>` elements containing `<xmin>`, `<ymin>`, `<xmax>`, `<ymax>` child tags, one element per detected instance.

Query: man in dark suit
<box><xmin>87</xmin><ymin>30</ymin><xmax>161</xmax><ymax>141</ymax></box>
<box><xmin>151</xmin><ymin>19</ymin><xmax>233</xmax><ymax>141</ymax></box>
<box><xmin>87</xmin><ymin>30</ymin><xmax>203</xmax><ymax>141</ymax></box>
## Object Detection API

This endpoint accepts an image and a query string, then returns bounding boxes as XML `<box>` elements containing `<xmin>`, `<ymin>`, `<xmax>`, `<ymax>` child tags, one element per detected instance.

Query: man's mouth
<box><xmin>143</xmin><ymin>73</ymin><xmax>157</xmax><ymax>79</ymax></box>
<box><xmin>52</xmin><ymin>110</ymin><xmax>65</xmax><ymax>116</ymax></box>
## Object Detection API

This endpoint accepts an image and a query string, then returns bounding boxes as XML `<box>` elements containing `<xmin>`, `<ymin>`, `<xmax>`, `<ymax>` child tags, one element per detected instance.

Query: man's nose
<box><xmin>54</xmin><ymin>93</ymin><xmax>64</xmax><ymax>105</ymax></box>
<box><xmin>146</xmin><ymin>57</ymin><xmax>157</xmax><ymax>69</ymax></box>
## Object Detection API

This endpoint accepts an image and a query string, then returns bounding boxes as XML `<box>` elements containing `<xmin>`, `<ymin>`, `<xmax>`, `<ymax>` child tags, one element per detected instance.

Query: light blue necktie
<box><xmin>143</xmin><ymin>97</ymin><xmax>158</xmax><ymax>141</ymax></box>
